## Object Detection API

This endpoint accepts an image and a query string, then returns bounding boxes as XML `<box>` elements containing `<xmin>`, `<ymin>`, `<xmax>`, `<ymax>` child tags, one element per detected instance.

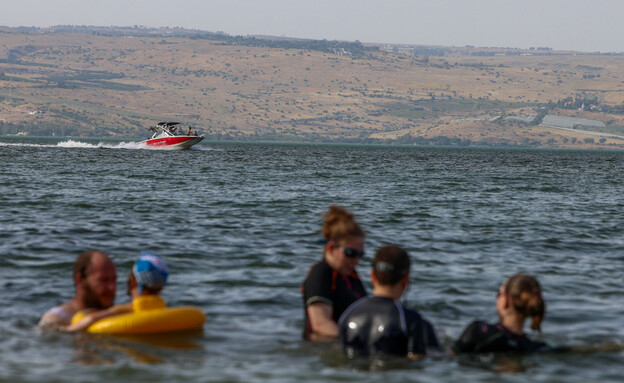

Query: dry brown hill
<box><xmin>1</xmin><ymin>27</ymin><xmax>624</xmax><ymax>148</ymax></box>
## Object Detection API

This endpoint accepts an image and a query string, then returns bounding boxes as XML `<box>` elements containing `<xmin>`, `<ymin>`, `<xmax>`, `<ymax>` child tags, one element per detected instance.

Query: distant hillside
<box><xmin>1</xmin><ymin>25</ymin><xmax>624</xmax><ymax>148</ymax></box>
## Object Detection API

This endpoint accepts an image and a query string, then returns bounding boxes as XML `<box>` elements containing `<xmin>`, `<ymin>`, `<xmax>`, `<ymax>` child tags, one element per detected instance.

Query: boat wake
<box><xmin>0</xmin><ymin>139</ymin><xmax>211</xmax><ymax>151</ymax></box>
<box><xmin>0</xmin><ymin>142</ymin><xmax>59</xmax><ymax>148</ymax></box>
<box><xmin>189</xmin><ymin>144</ymin><xmax>212</xmax><ymax>151</ymax></box>
<box><xmin>56</xmin><ymin>139</ymin><xmax>149</xmax><ymax>150</ymax></box>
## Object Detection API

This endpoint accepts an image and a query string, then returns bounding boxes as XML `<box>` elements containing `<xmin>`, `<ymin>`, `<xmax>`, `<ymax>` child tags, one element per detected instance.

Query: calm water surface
<box><xmin>1</xmin><ymin>137</ymin><xmax>623</xmax><ymax>382</ymax></box>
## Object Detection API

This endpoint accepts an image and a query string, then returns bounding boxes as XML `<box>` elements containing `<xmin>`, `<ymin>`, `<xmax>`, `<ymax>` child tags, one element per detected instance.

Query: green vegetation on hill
<box><xmin>382</xmin><ymin>99</ymin><xmax>538</xmax><ymax>120</ymax></box>
<box><xmin>190</xmin><ymin>34</ymin><xmax>378</xmax><ymax>58</ymax></box>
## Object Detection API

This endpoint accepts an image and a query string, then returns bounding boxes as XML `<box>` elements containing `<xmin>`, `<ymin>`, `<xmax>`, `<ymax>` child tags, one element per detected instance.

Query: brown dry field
<box><xmin>1</xmin><ymin>31</ymin><xmax>624</xmax><ymax>148</ymax></box>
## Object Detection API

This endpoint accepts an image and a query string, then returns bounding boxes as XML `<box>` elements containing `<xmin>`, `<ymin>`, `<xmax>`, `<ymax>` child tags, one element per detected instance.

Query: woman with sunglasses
<box><xmin>302</xmin><ymin>205</ymin><xmax>367</xmax><ymax>340</ymax></box>
<box><xmin>452</xmin><ymin>273</ymin><xmax>549</xmax><ymax>354</ymax></box>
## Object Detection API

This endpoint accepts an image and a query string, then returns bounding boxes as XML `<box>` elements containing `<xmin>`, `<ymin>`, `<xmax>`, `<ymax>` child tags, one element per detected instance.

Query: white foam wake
<box><xmin>55</xmin><ymin>139</ymin><xmax>149</xmax><ymax>150</ymax></box>
<box><xmin>0</xmin><ymin>142</ymin><xmax>58</xmax><ymax>148</ymax></box>
<box><xmin>0</xmin><ymin>139</ymin><xmax>161</xmax><ymax>150</ymax></box>
<box><xmin>0</xmin><ymin>139</ymin><xmax>212</xmax><ymax>151</ymax></box>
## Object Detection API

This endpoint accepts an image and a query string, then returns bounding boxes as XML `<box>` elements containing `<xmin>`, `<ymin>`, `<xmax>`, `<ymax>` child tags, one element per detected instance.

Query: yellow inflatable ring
<box><xmin>87</xmin><ymin>306</ymin><xmax>205</xmax><ymax>334</ymax></box>
<box><xmin>72</xmin><ymin>296</ymin><xmax>206</xmax><ymax>335</ymax></box>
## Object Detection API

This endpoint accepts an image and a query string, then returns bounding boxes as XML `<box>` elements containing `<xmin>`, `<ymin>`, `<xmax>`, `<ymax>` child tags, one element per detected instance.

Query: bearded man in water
<box><xmin>39</xmin><ymin>250</ymin><xmax>117</xmax><ymax>329</ymax></box>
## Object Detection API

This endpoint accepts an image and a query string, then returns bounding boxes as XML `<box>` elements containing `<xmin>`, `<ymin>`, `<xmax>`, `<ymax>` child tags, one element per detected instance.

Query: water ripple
<box><xmin>1</xmin><ymin>140</ymin><xmax>623</xmax><ymax>382</ymax></box>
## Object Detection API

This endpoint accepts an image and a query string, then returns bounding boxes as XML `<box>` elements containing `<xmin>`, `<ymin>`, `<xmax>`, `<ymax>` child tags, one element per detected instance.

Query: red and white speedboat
<box><xmin>140</xmin><ymin>122</ymin><xmax>204</xmax><ymax>150</ymax></box>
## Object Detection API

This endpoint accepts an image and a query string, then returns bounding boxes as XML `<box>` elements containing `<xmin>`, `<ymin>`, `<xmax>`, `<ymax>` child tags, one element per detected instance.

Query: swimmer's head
<box><xmin>372</xmin><ymin>245</ymin><xmax>410</xmax><ymax>286</ymax></box>
<box><xmin>132</xmin><ymin>251</ymin><xmax>168</xmax><ymax>295</ymax></box>
<box><xmin>500</xmin><ymin>274</ymin><xmax>545</xmax><ymax>332</ymax></box>
<box><xmin>322</xmin><ymin>205</ymin><xmax>365</xmax><ymax>243</ymax></box>
<box><xmin>322</xmin><ymin>206</ymin><xmax>365</xmax><ymax>275</ymax></box>
<box><xmin>73</xmin><ymin>250</ymin><xmax>117</xmax><ymax>309</ymax></box>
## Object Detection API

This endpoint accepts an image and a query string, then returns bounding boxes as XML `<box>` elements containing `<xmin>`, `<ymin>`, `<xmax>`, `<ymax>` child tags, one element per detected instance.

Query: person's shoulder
<box><xmin>343</xmin><ymin>295</ymin><xmax>371</xmax><ymax>312</ymax></box>
<box><xmin>403</xmin><ymin>305</ymin><xmax>436</xmax><ymax>330</ymax></box>
<box><xmin>465</xmin><ymin>320</ymin><xmax>492</xmax><ymax>333</ymax></box>
<box><xmin>405</xmin><ymin>308</ymin><xmax>435</xmax><ymax>332</ymax></box>
<box><xmin>347</xmin><ymin>296</ymin><xmax>372</xmax><ymax>311</ymax></box>
<box><xmin>311</xmin><ymin>260</ymin><xmax>331</xmax><ymax>272</ymax></box>
<box><xmin>402</xmin><ymin>306</ymin><xmax>436</xmax><ymax>334</ymax></box>
<box><xmin>39</xmin><ymin>304</ymin><xmax>73</xmax><ymax>329</ymax></box>
<box><xmin>338</xmin><ymin>296</ymin><xmax>371</xmax><ymax>326</ymax></box>
<box><xmin>349</xmin><ymin>296</ymin><xmax>395</xmax><ymax>316</ymax></box>
<box><xmin>402</xmin><ymin>305</ymin><xmax>423</xmax><ymax>319</ymax></box>
<box><xmin>305</xmin><ymin>260</ymin><xmax>332</xmax><ymax>281</ymax></box>
<box><xmin>38</xmin><ymin>311</ymin><xmax>61</xmax><ymax>328</ymax></box>
<box><xmin>303</xmin><ymin>260</ymin><xmax>336</xmax><ymax>305</ymax></box>
<box><xmin>457</xmin><ymin>320</ymin><xmax>493</xmax><ymax>341</ymax></box>
<box><xmin>452</xmin><ymin>320</ymin><xmax>491</xmax><ymax>354</ymax></box>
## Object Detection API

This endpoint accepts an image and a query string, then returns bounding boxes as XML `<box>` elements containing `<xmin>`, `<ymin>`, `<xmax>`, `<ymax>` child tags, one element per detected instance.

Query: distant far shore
<box><xmin>1</xmin><ymin>26</ymin><xmax>624</xmax><ymax>150</ymax></box>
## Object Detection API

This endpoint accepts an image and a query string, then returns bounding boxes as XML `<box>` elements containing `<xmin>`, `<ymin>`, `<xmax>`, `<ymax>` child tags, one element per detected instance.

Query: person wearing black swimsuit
<box><xmin>339</xmin><ymin>245</ymin><xmax>439</xmax><ymax>358</ymax></box>
<box><xmin>452</xmin><ymin>274</ymin><xmax>549</xmax><ymax>354</ymax></box>
<box><xmin>302</xmin><ymin>206</ymin><xmax>367</xmax><ymax>340</ymax></box>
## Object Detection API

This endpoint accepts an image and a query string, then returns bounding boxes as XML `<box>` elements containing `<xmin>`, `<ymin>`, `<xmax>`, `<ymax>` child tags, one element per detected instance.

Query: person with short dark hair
<box><xmin>302</xmin><ymin>205</ymin><xmax>367</xmax><ymax>340</ymax></box>
<box><xmin>39</xmin><ymin>250</ymin><xmax>118</xmax><ymax>329</ymax></box>
<box><xmin>338</xmin><ymin>245</ymin><xmax>439</xmax><ymax>358</ymax></box>
<box><xmin>452</xmin><ymin>274</ymin><xmax>549</xmax><ymax>354</ymax></box>
<box><xmin>64</xmin><ymin>251</ymin><xmax>169</xmax><ymax>331</ymax></box>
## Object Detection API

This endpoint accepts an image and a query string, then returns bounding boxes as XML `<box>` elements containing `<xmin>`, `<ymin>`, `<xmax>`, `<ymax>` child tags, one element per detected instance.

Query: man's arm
<box><xmin>62</xmin><ymin>304</ymin><xmax>132</xmax><ymax>332</ymax></box>
<box><xmin>62</xmin><ymin>308</ymin><xmax>114</xmax><ymax>332</ymax></box>
<box><xmin>450</xmin><ymin>321</ymin><xmax>480</xmax><ymax>355</ymax></box>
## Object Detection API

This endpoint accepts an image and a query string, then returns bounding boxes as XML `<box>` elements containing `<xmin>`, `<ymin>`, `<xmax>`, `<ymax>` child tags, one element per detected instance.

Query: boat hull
<box><xmin>140</xmin><ymin>135</ymin><xmax>204</xmax><ymax>150</ymax></box>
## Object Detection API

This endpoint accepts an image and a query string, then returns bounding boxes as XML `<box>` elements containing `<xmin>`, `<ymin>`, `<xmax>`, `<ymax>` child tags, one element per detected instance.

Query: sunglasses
<box><xmin>341</xmin><ymin>246</ymin><xmax>365</xmax><ymax>259</ymax></box>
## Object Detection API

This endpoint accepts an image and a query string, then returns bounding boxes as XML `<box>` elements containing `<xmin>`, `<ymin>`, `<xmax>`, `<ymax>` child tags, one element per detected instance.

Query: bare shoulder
<box><xmin>38</xmin><ymin>304</ymin><xmax>73</xmax><ymax>329</ymax></box>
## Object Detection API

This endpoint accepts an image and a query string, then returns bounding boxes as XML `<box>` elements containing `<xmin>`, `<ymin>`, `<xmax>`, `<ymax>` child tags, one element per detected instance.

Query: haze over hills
<box><xmin>1</xmin><ymin>25</ymin><xmax>624</xmax><ymax>148</ymax></box>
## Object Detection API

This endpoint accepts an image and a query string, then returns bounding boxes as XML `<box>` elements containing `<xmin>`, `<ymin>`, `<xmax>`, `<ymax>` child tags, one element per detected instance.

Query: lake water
<box><xmin>1</xmin><ymin>137</ymin><xmax>623</xmax><ymax>382</ymax></box>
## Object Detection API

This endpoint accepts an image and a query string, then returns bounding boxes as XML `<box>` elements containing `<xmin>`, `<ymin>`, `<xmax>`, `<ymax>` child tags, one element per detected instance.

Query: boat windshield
<box><xmin>149</xmin><ymin>122</ymin><xmax>196</xmax><ymax>138</ymax></box>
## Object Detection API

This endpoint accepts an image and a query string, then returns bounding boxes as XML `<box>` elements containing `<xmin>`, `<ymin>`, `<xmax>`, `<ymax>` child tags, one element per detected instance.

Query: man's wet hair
<box><xmin>73</xmin><ymin>250</ymin><xmax>103</xmax><ymax>283</ymax></box>
<box><xmin>372</xmin><ymin>245</ymin><xmax>411</xmax><ymax>285</ymax></box>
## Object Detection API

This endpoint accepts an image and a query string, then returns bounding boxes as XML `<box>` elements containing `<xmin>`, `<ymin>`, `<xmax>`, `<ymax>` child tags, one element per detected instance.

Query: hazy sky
<box><xmin>1</xmin><ymin>0</ymin><xmax>623</xmax><ymax>52</ymax></box>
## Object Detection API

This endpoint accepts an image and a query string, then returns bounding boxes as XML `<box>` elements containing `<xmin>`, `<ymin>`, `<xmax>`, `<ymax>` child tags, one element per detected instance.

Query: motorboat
<box><xmin>140</xmin><ymin>122</ymin><xmax>204</xmax><ymax>150</ymax></box>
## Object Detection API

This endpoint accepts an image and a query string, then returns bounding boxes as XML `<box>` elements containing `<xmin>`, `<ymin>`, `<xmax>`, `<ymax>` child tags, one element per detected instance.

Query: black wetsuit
<box><xmin>302</xmin><ymin>260</ymin><xmax>367</xmax><ymax>339</ymax></box>
<box><xmin>452</xmin><ymin>321</ymin><xmax>549</xmax><ymax>354</ymax></box>
<box><xmin>338</xmin><ymin>296</ymin><xmax>439</xmax><ymax>357</ymax></box>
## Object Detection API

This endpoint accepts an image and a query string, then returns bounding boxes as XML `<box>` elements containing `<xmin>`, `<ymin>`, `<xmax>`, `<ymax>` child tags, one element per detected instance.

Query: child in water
<box><xmin>338</xmin><ymin>245</ymin><xmax>439</xmax><ymax>358</ymax></box>
<box><xmin>64</xmin><ymin>251</ymin><xmax>169</xmax><ymax>332</ymax></box>
<box><xmin>451</xmin><ymin>273</ymin><xmax>550</xmax><ymax>354</ymax></box>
